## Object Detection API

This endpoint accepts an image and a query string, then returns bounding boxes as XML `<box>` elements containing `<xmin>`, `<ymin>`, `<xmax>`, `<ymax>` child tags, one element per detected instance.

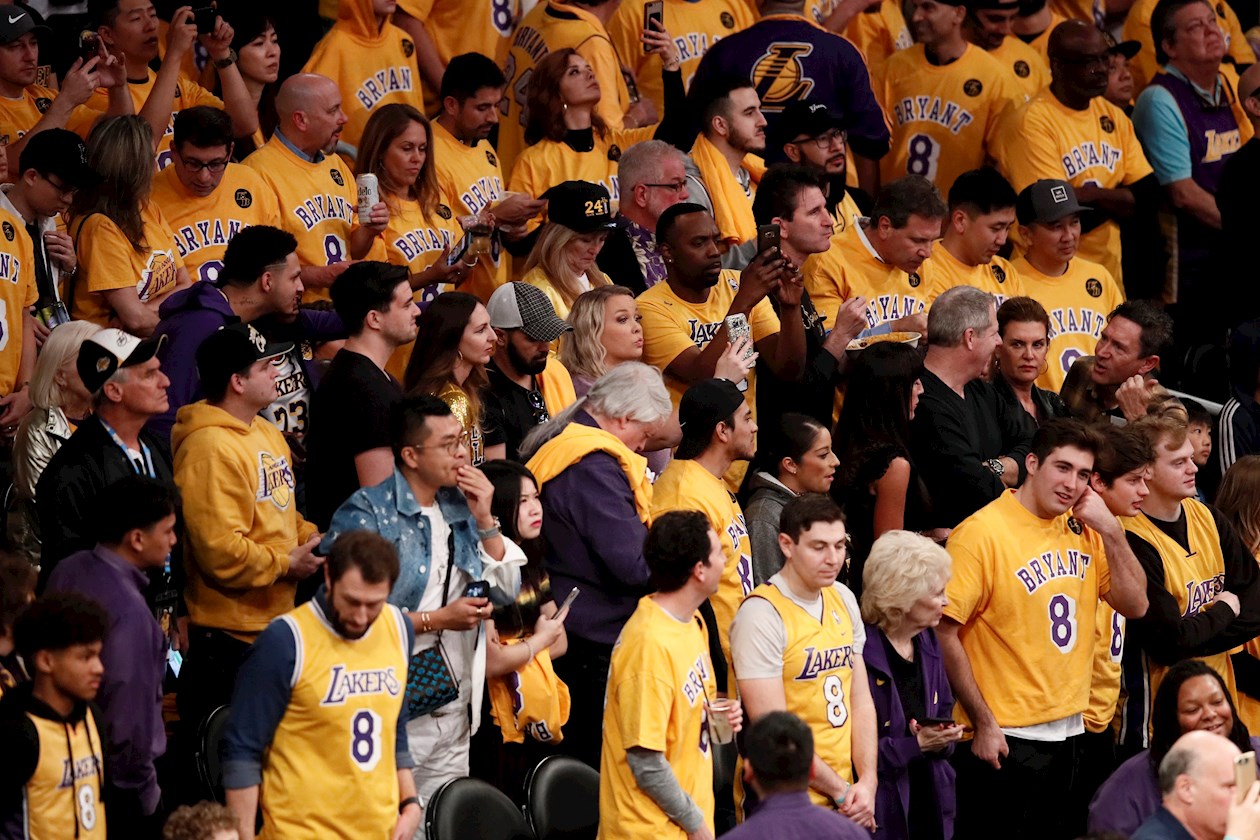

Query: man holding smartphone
<box><xmin>321</xmin><ymin>394</ymin><xmax>523</xmax><ymax>806</ymax></box>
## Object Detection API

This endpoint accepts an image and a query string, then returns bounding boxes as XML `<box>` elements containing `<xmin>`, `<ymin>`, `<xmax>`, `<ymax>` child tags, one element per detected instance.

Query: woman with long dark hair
<box><xmin>1213</xmin><ymin>455</ymin><xmax>1260</xmax><ymax>733</ymax></box>
<box><xmin>833</xmin><ymin>342</ymin><xmax>935</xmax><ymax>597</ymax></box>
<box><xmin>219</xmin><ymin>8</ymin><xmax>280</xmax><ymax>158</ymax></box>
<box><xmin>404</xmin><ymin>292</ymin><xmax>504</xmax><ymax>464</ymax></box>
<box><xmin>1090</xmin><ymin>660</ymin><xmax>1256</xmax><ymax>834</ymax></box>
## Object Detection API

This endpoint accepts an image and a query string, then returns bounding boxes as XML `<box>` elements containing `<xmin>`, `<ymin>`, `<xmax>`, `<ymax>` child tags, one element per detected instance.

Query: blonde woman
<box><xmin>561</xmin><ymin>285</ymin><xmax>643</xmax><ymax>397</ymax></box>
<box><xmin>860</xmin><ymin>530</ymin><xmax>962</xmax><ymax>840</ymax></box>
<box><xmin>521</xmin><ymin>181</ymin><xmax>616</xmax><ymax>319</ymax></box>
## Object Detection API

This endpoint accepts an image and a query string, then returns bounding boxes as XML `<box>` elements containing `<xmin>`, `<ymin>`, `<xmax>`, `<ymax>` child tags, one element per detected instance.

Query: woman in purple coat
<box><xmin>861</xmin><ymin>531</ymin><xmax>964</xmax><ymax>840</ymax></box>
<box><xmin>1089</xmin><ymin>660</ymin><xmax>1256</xmax><ymax>835</ymax></box>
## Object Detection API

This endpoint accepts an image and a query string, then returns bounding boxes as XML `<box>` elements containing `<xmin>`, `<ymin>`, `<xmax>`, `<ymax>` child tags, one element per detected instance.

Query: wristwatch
<box><xmin>398</xmin><ymin>796</ymin><xmax>420</xmax><ymax>814</ymax></box>
<box><xmin>213</xmin><ymin>49</ymin><xmax>238</xmax><ymax>69</ymax></box>
<box><xmin>477</xmin><ymin>516</ymin><xmax>502</xmax><ymax>541</ymax></box>
<box><xmin>984</xmin><ymin>458</ymin><xmax>1005</xmax><ymax>477</ymax></box>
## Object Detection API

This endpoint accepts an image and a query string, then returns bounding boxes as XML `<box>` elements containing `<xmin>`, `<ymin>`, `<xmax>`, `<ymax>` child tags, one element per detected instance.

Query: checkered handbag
<box><xmin>404</xmin><ymin>532</ymin><xmax>461</xmax><ymax>719</ymax></box>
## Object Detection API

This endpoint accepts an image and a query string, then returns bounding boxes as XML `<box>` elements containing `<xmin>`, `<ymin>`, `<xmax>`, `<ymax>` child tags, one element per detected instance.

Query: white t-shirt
<box><xmin>730</xmin><ymin>573</ymin><xmax>865</xmax><ymax>681</ymax></box>
<box><xmin>411</xmin><ymin>506</ymin><xmax>477</xmax><ymax>686</ymax></box>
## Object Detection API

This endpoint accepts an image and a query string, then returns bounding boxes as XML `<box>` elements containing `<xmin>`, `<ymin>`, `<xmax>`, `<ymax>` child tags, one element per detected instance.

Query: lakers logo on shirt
<box><xmin>320</xmin><ymin>664</ymin><xmax>402</xmax><ymax>705</ymax></box>
<box><xmin>721</xmin><ymin>11</ymin><xmax>736</xmax><ymax>27</ymax></box>
<box><xmin>963</xmin><ymin>79</ymin><xmax>983</xmax><ymax>96</ymax></box>
<box><xmin>794</xmin><ymin>644</ymin><xmax>855</xmax><ymax>679</ymax></box>
<box><xmin>1099</xmin><ymin>115</ymin><xmax>1115</xmax><ymax>133</ymax></box>
<box><xmin>235</xmin><ymin>189</ymin><xmax>253</xmax><ymax>208</ymax></box>
<box><xmin>1204</xmin><ymin>128</ymin><xmax>1242</xmax><ymax>163</ymax></box>
<box><xmin>257</xmin><ymin>451</ymin><xmax>295</xmax><ymax>509</ymax></box>
<box><xmin>1014</xmin><ymin>61</ymin><xmax>1030</xmax><ymax>78</ymax></box>
<box><xmin>751</xmin><ymin>42</ymin><xmax>815</xmax><ymax>111</ymax></box>
<box><xmin>330</xmin><ymin>169</ymin><xmax>345</xmax><ymax>186</ymax></box>
<box><xmin>137</xmin><ymin>250</ymin><xmax>178</xmax><ymax>301</ymax></box>
<box><xmin>1086</xmin><ymin>278</ymin><xmax>1103</xmax><ymax>297</ymax></box>
<box><xmin>1184</xmin><ymin>574</ymin><xmax>1226</xmax><ymax>616</ymax></box>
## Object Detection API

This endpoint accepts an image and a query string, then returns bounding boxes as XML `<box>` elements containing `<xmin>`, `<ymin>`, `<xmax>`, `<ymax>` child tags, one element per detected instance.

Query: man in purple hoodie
<box><xmin>148</xmin><ymin>224</ymin><xmax>344</xmax><ymax>445</ymax></box>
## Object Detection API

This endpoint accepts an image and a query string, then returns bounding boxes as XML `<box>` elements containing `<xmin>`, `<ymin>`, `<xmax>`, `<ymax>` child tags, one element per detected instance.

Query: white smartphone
<box><xmin>557</xmin><ymin>586</ymin><xmax>580</xmax><ymax>619</ymax></box>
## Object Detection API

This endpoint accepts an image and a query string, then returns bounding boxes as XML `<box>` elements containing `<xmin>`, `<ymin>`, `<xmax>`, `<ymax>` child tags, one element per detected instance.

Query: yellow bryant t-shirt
<box><xmin>0</xmin><ymin>207</ymin><xmax>37</xmax><ymax>394</ymax></box>
<box><xmin>804</xmin><ymin>220</ymin><xmax>930</xmax><ymax>333</ymax></box>
<box><xmin>652</xmin><ymin>458</ymin><xmax>753</xmax><ymax>693</ymax></box>
<box><xmin>432</xmin><ymin>120</ymin><xmax>508</xmax><ymax>303</ymax></box>
<box><xmin>70</xmin><ymin>203</ymin><xmax>185</xmax><ymax>327</ymax></box>
<box><xmin>944</xmin><ymin>489</ymin><xmax>1110</xmax><ymax>728</ymax></box>
<box><xmin>0</xmin><ymin>85</ymin><xmax>102</xmax><ymax>148</ymax></box>
<box><xmin>80</xmin><ymin>72</ymin><xmax>224</xmax><ymax>169</ymax></box>
<box><xmin>989</xmin><ymin>36</ymin><xmax>1051</xmax><ymax>102</ymax></box>
<box><xmin>598</xmin><ymin>596</ymin><xmax>716</xmax><ymax>840</ymax></box>
<box><xmin>398</xmin><ymin>0</ymin><xmax>521</xmax><ymax>113</ymax></box>
<box><xmin>1012</xmin><ymin>254</ymin><xmax>1123</xmax><ymax>393</ymax></box>
<box><xmin>845</xmin><ymin>0</ymin><xmax>912</xmax><ymax>90</ymax></box>
<box><xmin>1085</xmin><ymin>599</ymin><xmax>1125</xmax><ymax>733</ymax></box>
<box><xmin>922</xmin><ymin>245</ymin><xmax>1024</xmax><ymax>306</ymax></box>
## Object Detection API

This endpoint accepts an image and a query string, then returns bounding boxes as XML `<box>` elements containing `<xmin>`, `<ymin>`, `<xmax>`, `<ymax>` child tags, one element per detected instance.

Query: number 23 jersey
<box><xmin>944</xmin><ymin>489</ymin><xmax>1110</xmax><ymax>729</ymax></box>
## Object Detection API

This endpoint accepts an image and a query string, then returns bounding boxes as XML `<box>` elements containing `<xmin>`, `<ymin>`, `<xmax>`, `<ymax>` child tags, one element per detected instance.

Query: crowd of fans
<box><xmin>1</xmin><ymin>0</ymin><xmax>1260</xmax><ymax>838</ymax></box>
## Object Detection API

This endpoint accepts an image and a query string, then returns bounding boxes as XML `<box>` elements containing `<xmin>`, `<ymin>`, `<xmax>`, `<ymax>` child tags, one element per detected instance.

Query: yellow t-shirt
<box><xmin>988</xmin><ymin>36</ymin><xmax>1051</xmax><ymax>102</ymax></box>
<box><xmin>994</xmin><ymin>90</ymin><xmax>1153</xmax><ymax>283</ymax></box>
<box><xmin>608</xmin><ymin>0</ymin><xmax>754</xmax><ymax>115</ymax></box>
<box><xmin>1020</xmin><ymin>14</ymin><xmax>1066</xmax><ymax>64</ymax></box>
<box><xmin>830</xmin><ymin>191</ymin><xmax>863</xmax><ymax>247</ymax></box>
<box><xmin>497</xmin><ymin>0</ymin><xmax>634</xmax><ymax>177</ymax></box>
<box><xmin>520</xmin><ymin>264</ymin><xmax>582</xmax><ymax>321</ymax></box>
<box><xmin>242</xmin><ymin>137</ymin><xmax>358</xmax><ymax>302</ymax></box>
<box><xmin>1237</xmin><ymin>553</ymin><xmax>1260</xmax><ymax>734</ymax></box>
<box><xmin>0</xmin><ymin>208</ymin><xmax>37</xmax><ymax>394</ymax></box>
<box><xmin>259</xmin><ymin>600</ymin><xmax>409</xmax><ymax>840</ymax></box>
<box><xmin>1123</xmin><ymin>0</ymin><xmax>1255</xmax><ymax>92</ymax></box>
<box><xmin>23</xmin><ymin>706</ymin><xmax>106</xmax><ymax>839</ymax></box>
<box><xmin>70</xmin><ymin>203</ymin><xmax>185</xmax><ymax>328</ymax></box>
<box><xmin>0</xmin><ymin>85</ymin><xmax>101</xmax><ymax>147</ymax></box>
<box><xmin>1085</xmin><ymin>599</ymin><xmax>1126</xmax><ymax>733</ymax></box>
<box><xmin>1049</xmin><ymin>0</ymin><xmax>1103</xmax><ymax>25</ymax></box>
<box><xmin>652</xmin><ymin>458</ymin><xmax>753</xmax><ymax>692</ymax></box>
<box><xmin>922</xmin><ymin>244</ymin><xmax>1024</xmax><ymax>305</ymax></box>
<box><xmin>1012</xmin><ymin>254</ymin><xmax>1123</xmax><ymax>393</ymax></box>
<box><xmin>398</xmin><ymin>0</ymin><xmax>521</xmax><ymax>112</ymax></box>
<box><xmin>432</xmin><ymin>119</ymin><xmax>508</xmax><ymax>303</ymax></box>
<box><xmin>150</xmin><ymin>163</ymin><xmax>283</xmax><ymax>284</ymax></box>
<box><xmin>81</xmin><ymin>72</ymin><xmax>224</xmax><ymax>169</ymax></box>
<box><xmin>805</xmin><ymin>218</ymin><xmax>931</xmax><ymax>332</ymax></box>
<box><xmin>301</xmin><ymin>20</ymin><xmax>424</xmax><ymax>152</ymax></box>
<box><xmin>844</xmin><ymin>0</ymin><xmax>912</xmax><ymax>90</ymax></box>
<box><xmin>944</xmin><ymin>489</ymin><xmax>1111</xmax><ymax>728</ymax></box>
<box><xmin>598</xmin><ymin>596</ymin><xmax>716</xmax><ymax>840</ymax></box>
<box><xmin>881</xmin><ymin>43</ymin><xmax>1020</xmax><ymax>192</ymax></box>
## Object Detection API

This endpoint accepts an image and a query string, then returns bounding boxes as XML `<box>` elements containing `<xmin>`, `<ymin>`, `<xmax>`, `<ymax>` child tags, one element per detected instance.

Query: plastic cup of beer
<box><xmin>705</xmin><ymin>698</ymin><xmax>735</xmax><ymax>745</ymax></box>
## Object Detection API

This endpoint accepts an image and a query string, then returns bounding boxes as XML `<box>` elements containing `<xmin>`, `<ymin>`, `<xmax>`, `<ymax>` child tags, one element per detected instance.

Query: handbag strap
<box><xmin>434</xmin><ymin>529</ymin><xmax>456</xmax><ymax>639</ymax></box>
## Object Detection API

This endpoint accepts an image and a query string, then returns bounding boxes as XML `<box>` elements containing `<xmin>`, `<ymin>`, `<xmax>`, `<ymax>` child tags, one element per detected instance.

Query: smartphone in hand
<box><xmin>643</xmin><ymin>0</ymin><xmax>663</xmax><ymax>52</ymax></box>
<box><xmin>463</xmin><ymin>580</ymin><xmax>490</xmax><ymax>600</ymax></box>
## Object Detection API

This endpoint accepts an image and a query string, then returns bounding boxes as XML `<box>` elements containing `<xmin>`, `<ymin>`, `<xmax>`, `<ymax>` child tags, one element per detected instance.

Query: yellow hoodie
<box><xmin>172</xmin><ymin>401</ymin><xmax>319</xmax><ymax>639</ymax></box>
<box><xmin>302</xmin><ymin>0</ymin><xmax>426</xmax><ymax>151</ymax></box>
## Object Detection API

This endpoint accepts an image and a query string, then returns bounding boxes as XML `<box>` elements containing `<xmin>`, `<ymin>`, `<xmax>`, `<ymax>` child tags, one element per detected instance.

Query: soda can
<box><xmin>356</xmin><ymin>174</ymin><xmax>379</xmax><ymax>224</ymax></box>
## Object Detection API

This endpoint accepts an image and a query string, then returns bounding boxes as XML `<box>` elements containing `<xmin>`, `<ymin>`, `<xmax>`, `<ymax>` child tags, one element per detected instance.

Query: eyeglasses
<box><xmin>38</xmin><ymin>172</ymin><xmax>77</xmax><ymax>198</ymax></box>
<box><xmin>791</xmin><ymin>128</ymin><xmax>846</xmax><ymax>150</ymax></box>
<box><xmin>643</xmin><ymin>180</ymin><xmax>687</xmax><ymax>193</ymax></box>
<box><xmin>406</xmin><ymin>437</ymin><xmax>465</xmax><ymax>456</ymax></box>
<box><xmin>180</xmin><ymin>157</ymin><xmax>230</xmax><ymax>174</ymax></box>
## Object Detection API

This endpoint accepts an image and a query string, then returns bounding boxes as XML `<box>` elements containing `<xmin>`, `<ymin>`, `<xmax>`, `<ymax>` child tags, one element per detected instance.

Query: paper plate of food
<box><xmin>846</xmin><ymin>332</ymin><xmax>922</xmax><ymax>352</ymax></box>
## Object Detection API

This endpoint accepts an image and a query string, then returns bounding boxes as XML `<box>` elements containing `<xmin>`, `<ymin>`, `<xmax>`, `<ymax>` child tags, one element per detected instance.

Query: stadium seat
<box><xmin>425</xmin><ymin>777</ymin><xmax>534</xmax><ymax>840</ymax></box>
<box><xmin>524</xmin><ymin>755</ymin><xmax>599</xmax><ymax>839</ymax></box>
<box><xmin>196</xmin><ymin>704</ymin><xmax>231</xmax><ymax>803</ymax></box>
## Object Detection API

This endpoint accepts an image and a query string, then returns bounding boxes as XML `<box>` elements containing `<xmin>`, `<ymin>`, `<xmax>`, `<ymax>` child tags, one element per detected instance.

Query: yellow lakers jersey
<box><xmin>598</xmin><ymin>597</ymin><xmax>716</xmax><ymax>840</ymax></box>
<box><xmin>432</xmin><ymin>120</ymin><xmax>508</xmax><ymax>303</ymax></box>
<box><xmin>805</xmin><ymin>220</ymin><xmax>930</xmax><ymax>333</ymax></box>
<box><xmin>150</xmin><ymin>163</ymin><xmax>283</xmax><ymax>284</ymax></box>
<box><xmin>609</xmin><ymin>0</ymin><xmax>754</xmax><ymax>114</ymax></box>
<box><xmin>1013</xmin><ymin>254</ymin><xmax>1123</xmax><ymax>393</ymax></box>
<box><xmin>23</xmin><ymin>706</ymin><xmax>106</xmax><ymax>839</ymax></box>
<box><xmin>80</xmin><ymin>73</ymin><xmax>223</xmax><ymax>169</ymax></box>
<box><xmin>844</xmin><ymin>0</ymin><xmax>912</xmax><ymax>89</ymax></box>
<box><xmin>1085</xmin><ymin>599</ymin><xmax>1125</xmax><ymax>733</ymax></box>
<box><xmin>242</xmin><ymin>138</ymin><xmax>358</xmax><ymax>302</ymax></box>
<box><xmin>0</xmin><ymin>206</ymin><xmax>37</xmax><ymax>394</ymax></box>
<box><xmin>1121</xmin><ymin>502</ymin><xmax>1239</xmax><ymax>741</ymax></box>
<box><xmin>651</xmin><ymin>458</ymin><xmax>753</xmax><ymax>692</ymax></box>
<box><xmin>487</xmin><ymin>642</ymin><xmax>572</xmax><ymax>744</ymax></box>
<box><xmin>922</xmin><ymin>245</ymin><xmax>1024</xmax><ymax>306</ymax></box>
<box><xmin>497</xmin><ymin>0</ymin><xmax>633</xmax><ymax>177</ymax></box>
<box><xmin>944</xmin><ymin>489</ymin><xmax>1110</xmax><ymax>728</ymax></box>
<box><xmin>70</xmin><ymin>203</ymin><xmax>184</xmax><ymax>328</ymax></box>
<box><xmin>994</xmin><ymin>90</ymin><xmax>1152</xmax><ymax>283</ymax></box>
<box><xmin>260</xmin><ymin>599</ymin><xmax>409</xmax><ymax>840</ymax></box>
<box><xmin>881</xmin><ymin>43</ymin><xmax>1020</xmax><ymax>192</ymax></box>
<box><xmin>989</xmin><ymin>36</ymin><xmax>1051</xmax><ymax>102</ymax></box>
<box><xmin>741</xmin><ymin>582</ymin><xmax>857</xmax><ymax>806</ymax></box>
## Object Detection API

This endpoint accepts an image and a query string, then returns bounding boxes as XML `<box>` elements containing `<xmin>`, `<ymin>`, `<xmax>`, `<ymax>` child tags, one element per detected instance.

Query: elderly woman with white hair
<box><xmin>861</xmin><ymin>530</ymin><xmax>964</xmax><ymax>840</ymax></box>
<box><xmin>522</xmin><ymin>361</ymin><xmax>673</xmax><ymax>769</ymax></box>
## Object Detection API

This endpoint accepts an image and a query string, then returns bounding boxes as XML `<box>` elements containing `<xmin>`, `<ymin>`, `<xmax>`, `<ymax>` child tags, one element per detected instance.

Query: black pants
<box><xmin>952</xmin><ymin>733</ymin><xmax>1084</xmax><ymax>840</ymax></box>
<box><xmin>551</xmin><ymin>634</ymin><xmax>613</xmax><ymax>771</ymax></box>
<box><xmin>104</xmin><ymin>785</ymin><xmax>162</xmax><ymax>840</ymax></box>
<box><xmin>173</xmin><ymin>627</ymin><xmax>252</xmax><ymax>804</ymax></box>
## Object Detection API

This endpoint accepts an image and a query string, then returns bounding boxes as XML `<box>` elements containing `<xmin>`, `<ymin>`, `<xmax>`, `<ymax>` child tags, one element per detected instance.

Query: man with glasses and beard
<box><xmin>484</xmin><ymin>282</ymin><xmax>577</xmax><ymax>461</ymax></box>
<box><xmin>223</xmin><ymin>531</ymin><xmax>422</xmax><ymax>840</ymax></box>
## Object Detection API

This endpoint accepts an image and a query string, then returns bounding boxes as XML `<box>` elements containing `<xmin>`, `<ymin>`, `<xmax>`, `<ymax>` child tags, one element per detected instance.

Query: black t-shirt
<box><xmin>483</xmin><ymin>361</ymin><xmax>550</xmax><ymax>462</ymax></box>
<box><xmin>881</xmin><ymin>634</ymin><xmax>942</xmax><ymax>840</ymax></box>
<box><xmin>305</xmin><ymin>349</ymin><xmax>402</xmax><ymax>529</ymax></box>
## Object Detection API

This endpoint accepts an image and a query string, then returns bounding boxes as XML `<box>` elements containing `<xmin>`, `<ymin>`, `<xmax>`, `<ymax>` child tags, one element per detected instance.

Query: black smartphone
<box><xmin>919</xmin><ymin>716</ymin><xmax>958</xmax><ymax>727</ymax></box>
<box><xmin>643</xmin><ymin>0</ymin><xmax>663</xmax><ymax>52</ymax></box>
<box><xmin>463</xmin><ymin>580</ymin><xmax>490</xmax><ymax>600</ymax></box>
<box><xmin>78</xmin><ymin>31</ymin><xmax>100</xmax><ymax>64</ymax></box>
<box><xmin>192</xmin><ymin>6</ymin><xmax>217</xmax><ymax>34</ymax></box>
<box><xmin>756</xmin><ymin>223</ymin><xmax>781</xmax><ymax>256</ymax></box>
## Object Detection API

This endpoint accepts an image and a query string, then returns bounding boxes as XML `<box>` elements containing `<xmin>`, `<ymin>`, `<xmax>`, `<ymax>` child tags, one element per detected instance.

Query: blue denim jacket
<box><xmin>321</xmin><ymin>469</ymin><xmax>485</xmax><ymax>611</ymax></box>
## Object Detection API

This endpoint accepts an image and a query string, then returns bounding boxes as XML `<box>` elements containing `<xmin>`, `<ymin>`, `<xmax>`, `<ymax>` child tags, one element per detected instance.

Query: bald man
<box><xmin>1132</xmin><ymin>730</ymin><xmax>1260</xmax><ymax>840</ymax></box>
<box><xmin>242</xmin><ymin>74</ymin><xmax>387</xmax><ymax>298</ymax></box>
<box><xmin>993</xmin><ymin>21</ymin><xmax>1157</xmax><ymax>287</ymax></box>
<box><xmin>1216</xmin><ymin>63</ymin><xmax>1260</xmax><ymax>324</ymax></box>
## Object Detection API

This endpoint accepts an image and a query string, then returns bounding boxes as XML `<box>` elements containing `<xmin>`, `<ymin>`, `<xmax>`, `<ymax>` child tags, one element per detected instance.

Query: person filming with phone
<box><xmin>322</xmin><ymin>394</ymin><xmax>524</xmax><ymax>808</ymax></box>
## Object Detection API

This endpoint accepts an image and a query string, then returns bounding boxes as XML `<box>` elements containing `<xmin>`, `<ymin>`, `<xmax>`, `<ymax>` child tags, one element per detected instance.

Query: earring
<box><xmin>1040</xmin><ymin>358</ymin><xmax>1050</xmax><ymax>376</ymax></box>
<box><xmin>457</xmin><ymin>350</ymin><xmax>465</xmax><ymax>364</ymax></box>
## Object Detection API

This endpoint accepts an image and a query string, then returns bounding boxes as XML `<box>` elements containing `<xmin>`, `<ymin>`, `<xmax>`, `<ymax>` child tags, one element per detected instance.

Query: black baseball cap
<box><xmin>1103</xmin><ymin>30</ymin><xmax>1141</xmax><ymax>60</ymax></box>
<box><xmin>679</xmin><ymin>378</ymin><xmax>746</xmax><ymax>449</ymax></box>
<box><xmin>486</xmin><ymin>282</ymin><xmax>572</xmax><ymax>342</ymax></box>
<box><xmin>772</xmin><ymin>100</ymin><xmax>845</xmax><ymax>148</ymax></box>
<box><xmin>77</xmin><ymin>328</ymin><xmax>167</xmax><ymax>394</ymax></box>
<box><xmin>1016</xmin><ymin>179</ymin><xmax>1089</xmax><ymax>225</ymax></box>
<box><xmin>542</xmin><ymin>181</ymin><xmax>618</xmax><ymax>233</ymax></box>
<box><xmin>17</xmin><ymin>128</ymin><xmax>100</xmax><ymax>190</ymax></box>
<box><xmin>0</xmin><ymin>5</ymin><xmax>49</xmax><ymax>45</ymax></box>
<box><xmin>195</xmin><ymin>323</ymin><xmax>293</xmax><ymax>396</ymax></box>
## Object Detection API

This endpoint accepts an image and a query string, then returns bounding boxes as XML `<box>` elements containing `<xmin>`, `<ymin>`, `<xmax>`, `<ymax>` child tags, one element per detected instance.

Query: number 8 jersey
<box><xmin>944</xmin><ymin>489</ymin><xmax>1110</xmax><ymax>729</ymax></box>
